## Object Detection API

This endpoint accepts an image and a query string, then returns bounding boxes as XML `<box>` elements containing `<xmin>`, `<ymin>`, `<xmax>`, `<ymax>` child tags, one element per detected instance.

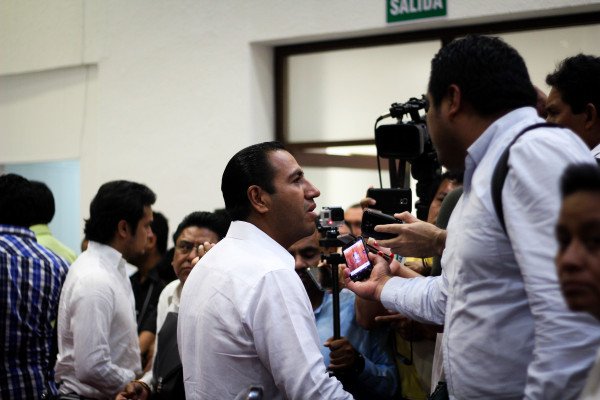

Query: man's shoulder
<box><xmin>1</xmin><ymin>231</ymin><xmax>70</xmax><ymax>273</ymax></box>
<box><xmin>66</xmin><ymin>252</ymin><xmax>116</xmax><ymax>287</ymax></box>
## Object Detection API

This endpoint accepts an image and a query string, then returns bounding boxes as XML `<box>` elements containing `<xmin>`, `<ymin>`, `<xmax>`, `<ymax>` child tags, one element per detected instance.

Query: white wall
<box><xmin>1</xmin><ymin>0</ymin><xmax>599</xmax><ymax>242</ymax></box>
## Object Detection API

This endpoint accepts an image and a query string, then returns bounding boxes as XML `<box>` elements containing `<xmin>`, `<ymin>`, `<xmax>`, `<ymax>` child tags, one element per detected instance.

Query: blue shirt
<box><xmin>380</xmin><ymin>107</ymin><xmax>600</xmax><ymax>399</ymax></box>
<box><xmin>0</xmin><ymin>224</ymin><xmax>69</xmax><ymax>399</ymax></box>
<box><xmin>315</xmin><ymin>289</ymin><xmax>398</xmax><ymax>399</ymax></box>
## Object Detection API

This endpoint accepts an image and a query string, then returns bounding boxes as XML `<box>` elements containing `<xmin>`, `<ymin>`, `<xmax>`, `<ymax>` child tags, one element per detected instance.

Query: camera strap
<box><xmin>491</xmin><ymin>122</ymin><xmax>560</xmax><ymax>235</ymax></box>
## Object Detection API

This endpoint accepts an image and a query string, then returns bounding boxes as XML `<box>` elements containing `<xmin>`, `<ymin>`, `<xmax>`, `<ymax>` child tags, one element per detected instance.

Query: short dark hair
<box><xmin>151</xmin><ymin>212</ymin><xmax>169</xmax><ymax>255</ymax></box>
<box><xmin>172</xmin><ymin>211</ymin><xmax>231</xmax><ymax>244</ymax></box>
<box><xmin>546</xmin><ymin>54</ymin><xmax>600</xmax><ymax>114</ymax></box>
<box><xmin>428</xmin><ymin>35</ymin><xmax>537</xmax><ymax>117</ymax></box>
<box><xmin>30</xmin><ymin>181</ymin><xmax>55</xmax><ymax>225</ymax></box>
<box><xmin>0</xmin><ymin>174</ymin><xmax>35</xmax><ymax>227</ymax></box>
<box><xmin>84</xmin><ymin>180</ymin><xmax>156</xmax><ymax>245</ymax></box>
<box><xmin>560</xmin><ymin>163</ymin><xmax>600</xmax><ymax>198</ymax></box>
<box><xmin>221</xmin><ymin>141</ymin><xmax>287</xmax><ymax>221</ymax></box>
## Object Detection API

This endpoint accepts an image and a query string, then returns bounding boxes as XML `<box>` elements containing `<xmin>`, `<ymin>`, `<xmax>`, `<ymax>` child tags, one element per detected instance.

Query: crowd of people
<box><xmin>2</xmin><ymin>34</ymin><xmax>600</xmax><ymax>400</ymax></box>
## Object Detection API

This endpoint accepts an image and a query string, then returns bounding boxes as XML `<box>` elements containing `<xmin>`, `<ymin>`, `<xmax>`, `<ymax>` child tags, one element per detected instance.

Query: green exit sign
<box><xmin>387</xmin><ymin>0</ymin><xmax>447</xmax><ymax>23</ymax></box>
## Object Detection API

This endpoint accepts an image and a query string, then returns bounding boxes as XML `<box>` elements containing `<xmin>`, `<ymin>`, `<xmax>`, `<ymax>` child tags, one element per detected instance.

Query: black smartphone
<box><xmin>343</xmin><ymin>237</ymin><xmax>374</xmax><ymax>281</ymax></box>
<box><xmin>306</xmin><ymin>266</ymin><xmax>333</xmax><ymax>291</ymax></box>
<box><xmin>367</xmin><ymin>188</ymin><xmax>411</xmax><ymax>216</ymax></box>
<box><xmin>361</xmin><ymin>209</ymin><xmax>402</xmax><ymax>240</ymax></box>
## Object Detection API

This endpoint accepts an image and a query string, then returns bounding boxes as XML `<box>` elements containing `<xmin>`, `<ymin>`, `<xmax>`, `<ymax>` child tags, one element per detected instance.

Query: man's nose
<box><xmin>305</xmin><ymin>179</ymin><xmax>320</xmax><ymax>199</ymax></box>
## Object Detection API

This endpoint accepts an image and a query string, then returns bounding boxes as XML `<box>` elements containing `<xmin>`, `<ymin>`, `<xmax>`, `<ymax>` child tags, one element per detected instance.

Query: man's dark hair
<box><xmin>0</xmin><ymin>174</ymin><xmax>35</xmax><ymax>227</ymax></box>
<box><xmin>30</xmin><ymin>181</ymin><xmax>55</xmax><ymax>225</ymax></box>
<box><xmin>84</xmin><ymin>180</ymin><xmax>156</xmax><ymax>245</ymax></box>
<box><xmin>152</xmin><ymin>211</ymin><xmax>169</xmax><ymax>255</ymax></box>
<box><xmin>560</xmin><ymin>163</ymin><xmax>600</xmax><ymax>198</ymax></box>
<box><xmin>172</xmin><ymin>211</ymin><xmax>231</xmax><ymax>244</ymax></box>
<box><xmin>428</xmin><ymin>34</ymin><xmax>537</xmax><ymax>117</ymax></box>
<box><xmin>221</xmin><ymin>141</ymin><xmax>287</xmax><ymax>221</ymax></box>
<box><xmin>546</xmin><ymin>54</ymin><xmax>600</xmax><ymax>114</ymax></box>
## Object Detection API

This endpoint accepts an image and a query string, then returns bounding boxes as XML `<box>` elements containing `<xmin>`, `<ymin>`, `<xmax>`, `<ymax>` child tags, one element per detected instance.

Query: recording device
<box><xmin>342</xmin><ymin>237</ymin><xmax>374</xmax><ymax>282</ymax></box>
<box><xmin>361</xmin><ymin>209</ymin><xmax>402</xmax><ymax>241</ymax></box>
<box><xmin>306</xmin><ymin>266</ymin><xmax>333</xmax><ymax>292</ymax></box>
<box><xmin>367</xmin><ymin>187</ymin><xmax>411</xmax><ymax>216</ymax></box>
<box><xmin>318</xmin><ymin>206</ymin><xmax>345</xmax><ymax>230</ymax></box>
<box><xmin>374</xmin><ymin>96</ymin><xmax>442</xmax><ymax>220</ymax></box>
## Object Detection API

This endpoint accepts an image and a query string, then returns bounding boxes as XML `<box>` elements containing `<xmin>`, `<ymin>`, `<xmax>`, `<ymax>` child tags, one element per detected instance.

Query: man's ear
<box><xmin>247</xmin><ymin>185</ymin><xmax>270</xmax><ymax>215</ymax></box>
<box><xmin>446</xmin><ymin>84</ymin><xmax>462</xmax><ymax>119</ymax></box>
<box><xmin>116</xmin><ymin>220</ymin><xmax>130</xmax><ymax>239</ymax></box>
<box><xmin>584</xmin><ymin>103</ymin><xmax>598</xmax><ymax>129</ymax></box>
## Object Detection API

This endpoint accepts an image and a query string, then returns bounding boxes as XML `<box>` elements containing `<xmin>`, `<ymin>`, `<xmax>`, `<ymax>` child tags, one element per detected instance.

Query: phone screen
<box><xmin>343</xmin><ymin>238</ymin><xmax>372</xmax><ymax>280</ymax></box>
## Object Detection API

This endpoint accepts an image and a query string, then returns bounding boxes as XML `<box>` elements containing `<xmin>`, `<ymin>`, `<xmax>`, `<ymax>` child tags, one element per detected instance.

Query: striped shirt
<box><xmin>0</xmin><ymin>224</ymin><xmax>69</xmax><ymax>399</ymax></box>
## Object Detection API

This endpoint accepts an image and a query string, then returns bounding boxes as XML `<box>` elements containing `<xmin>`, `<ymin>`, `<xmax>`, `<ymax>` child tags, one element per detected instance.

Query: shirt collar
<box><xmin>87</xmin><ymin>240</ymin><xmax>128</xmax><ymax>278</ymax></box>
<box><xmin>464</xmin><ymin>107</ymin><xmax>540</xmax><ymax>192</ymax></box>
<box><xmin>0</xmin><ymin>224</ymin><xmax>37</xmax><ymax>241</ymax></box>
<box><xmin>226</xmin><ymin>220</ymin><xmax>295</xmax><ymax>267</ymax></box>
<box><xmin>30</xmin><ymin>224</ymin><xmax>51</xmax><ymax>236</ymax></box>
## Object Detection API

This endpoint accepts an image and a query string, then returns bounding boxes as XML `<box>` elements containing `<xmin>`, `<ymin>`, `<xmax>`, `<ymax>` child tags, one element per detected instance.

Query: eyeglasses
<box><xmin>175</xmin><ymin>241</ymin><xmax>201</xmax><ymax>255</ymax></box>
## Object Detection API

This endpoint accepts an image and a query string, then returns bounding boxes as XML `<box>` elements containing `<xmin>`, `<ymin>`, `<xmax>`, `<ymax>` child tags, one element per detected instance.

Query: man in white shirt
<box><xmin>178</xmin><ymin>142</ymin><xmax>353</xmax><ymax>399</ymax></box>
<box><xmin>545</xmin><ymin>54</ymin><xmax>600</xmax><ymax>160</ymax></box>
<box><xmin>345</xmin><ymin>35</ymin><xmax>600</xmax><ymax>399</ymax></box>
<box><xmin>55</xmin><ymin>180</ymin><xmax>156</xmax><ymax>399</ymax></box>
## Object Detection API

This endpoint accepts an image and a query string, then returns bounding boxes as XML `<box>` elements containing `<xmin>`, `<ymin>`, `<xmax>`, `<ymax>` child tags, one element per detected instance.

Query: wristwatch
<box><xmin>352</xmin><ymin>350</ymin><xmax>365</xmax><ymax>375</ymax></box>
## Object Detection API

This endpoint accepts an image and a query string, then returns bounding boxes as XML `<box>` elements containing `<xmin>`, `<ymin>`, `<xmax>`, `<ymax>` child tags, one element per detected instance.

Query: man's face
<box><xmin>125</xmin><ymin>205</ymin><xmax>153</xmax><ymax>260</ymax></box>
<box><xmin>555</xmin><ymin>190</ymin><xmax>600</xmax><ymax>321</ymax></box>
<box><xmin>546</xmin><ymin>87</ymin><xmax>591</xmax><ymax>147</ymax></box>
<box><xmin>344</xmin><ymin>206</ymin><xmax>363</xmax><ymax>236</ymax></box>
<box><xmin>425</xmin><ymin>92</ymin><xmax>465</xmax><ymax>171</ymax></box>
<box><xmin>172</xmin><ymin>226</ymin><xmax>220</xmax><ymax>284</ymax></box>
<box><xmin>265</xmin><ymin>150</ymin><xmax>321</xmax><ymax>248</ymax></box>
<box><xmin>289</xmin><ymin>230</ymin><xmax>321</xmax><ymax>291</ymax></box>
<box><xmin>427</xmin><ymin>178</ymin><xmax>461</xmax><ymax>225</ymax></box>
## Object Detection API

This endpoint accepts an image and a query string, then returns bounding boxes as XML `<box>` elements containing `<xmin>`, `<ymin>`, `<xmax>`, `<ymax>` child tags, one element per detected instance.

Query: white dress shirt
<box><xmin>55</xmin><ymin>241</ymin><xmax>141</xmax><ymax>399</ymax></box>
<box><xmin>380</xmin><ymin>107</ymin><xmax>600</xmax><ymax>399</ymax></box>
<box><xmin>139</xmin><ymin>278</ymin><xmax>182</xmax><ymax>386</ymax></box>
<box><xmin>178</xmin><ymin>221</ymin><xmax>352</xmax><ymax>400</ymax></box>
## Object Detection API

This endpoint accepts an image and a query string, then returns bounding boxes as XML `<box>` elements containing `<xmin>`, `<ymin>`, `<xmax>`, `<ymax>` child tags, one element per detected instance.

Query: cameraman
<box><xmin>289</xmin><ymin>228</ymin><xmax>398</xmax><ymax>400</ymax></box>
<box><xmin>345</xmin><ymin>35</ymin><xmax>600</xmax><ymax>399</ymax></box>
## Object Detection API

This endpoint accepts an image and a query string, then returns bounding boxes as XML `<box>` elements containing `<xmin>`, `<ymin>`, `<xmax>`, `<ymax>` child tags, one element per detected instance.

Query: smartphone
<box><xmin>367</xmin><ymin>188</ymin><xmax>411</xmax><ymax>216</ymax></box>
<box><xmin>343</xmin><ymin>237</ymin><xmax>374</xmax><ymax>281</ymax></box>
<box><xmin>306</xmin><ymin>266</ymin><xmax>333</xmax><ymax>291</ymax></box>
<box><xmin>361</xmin><ymin>209</ymin><xmax>402</xmax><ymax>240</ymax></box>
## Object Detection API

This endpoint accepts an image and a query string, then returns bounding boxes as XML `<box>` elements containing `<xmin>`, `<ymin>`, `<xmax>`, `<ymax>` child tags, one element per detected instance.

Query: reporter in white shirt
<box><xmin>345</xmin><ymin>36</ymin><xmax>600</xmax><ymax>399</ymax></box>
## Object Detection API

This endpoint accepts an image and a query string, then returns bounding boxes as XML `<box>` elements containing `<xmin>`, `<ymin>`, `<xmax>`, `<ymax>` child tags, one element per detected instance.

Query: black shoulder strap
<box><xmin>491</xmin><ymin>122</ymin><xmax>559</xmax><ymax>234</ymax></box>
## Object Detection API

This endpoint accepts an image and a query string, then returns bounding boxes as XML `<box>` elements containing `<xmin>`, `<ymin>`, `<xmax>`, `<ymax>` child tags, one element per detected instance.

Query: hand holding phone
<box><xmin>343</xmin><ymin>237</ymin><xmax>374</xmax><ymax>282</ymax></box>
<box><xmin>361</xmin><ymin>209</ymin><xmax>403</xmax><ymax>240</ymax></box>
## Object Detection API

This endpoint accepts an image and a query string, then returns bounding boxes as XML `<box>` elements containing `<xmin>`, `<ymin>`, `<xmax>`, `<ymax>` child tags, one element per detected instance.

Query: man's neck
<box><xmin>134</xmin><ymin>251</ymin><xmax>162</xmax><ymax>281</ymax></box>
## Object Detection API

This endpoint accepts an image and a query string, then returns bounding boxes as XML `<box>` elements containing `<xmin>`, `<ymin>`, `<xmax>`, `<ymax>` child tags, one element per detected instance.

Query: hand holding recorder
<box><xmin>369</xmin><ymin>211</ymin><xmax>446</xmax><ymax>258</ymax></box>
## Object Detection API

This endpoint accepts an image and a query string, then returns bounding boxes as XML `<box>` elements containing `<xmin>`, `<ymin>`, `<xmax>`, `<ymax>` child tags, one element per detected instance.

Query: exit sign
<box><xmin>387</xmin><ymin>0</ymin><xmax>447</xmax><ymax>23</ymax></box>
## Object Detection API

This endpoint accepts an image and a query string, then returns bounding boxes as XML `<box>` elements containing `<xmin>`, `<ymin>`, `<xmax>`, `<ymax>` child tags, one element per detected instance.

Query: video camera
<box><xmin>373</xmin><ymin>96</ymin><xmax>441</xmax><ymax>220</ymax></box>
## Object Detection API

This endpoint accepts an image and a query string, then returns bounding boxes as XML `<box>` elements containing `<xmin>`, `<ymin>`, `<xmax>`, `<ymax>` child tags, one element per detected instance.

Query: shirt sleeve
<box><xmin>70</xmin><ymin>277</ymin><xmax>136</xmax><ymax>395</ymax></box>
<box><xmin>249</xmin><ymin>269</ymin><xmax>353</xmax><ymax>400</ymax></box>
<box><xmin>354</xmin><ymin>328</ymin><xmax>398</xmax><ymax>399</ymax></box>
<box><xmin>504</xmin><ymin>129</ymin><xmax>600</xmax><ymax>400</ymax></box>
<box><xmin>380</xmin><ymin>273</ymin><xmax>448</xmax><ymax>326</ymax></box>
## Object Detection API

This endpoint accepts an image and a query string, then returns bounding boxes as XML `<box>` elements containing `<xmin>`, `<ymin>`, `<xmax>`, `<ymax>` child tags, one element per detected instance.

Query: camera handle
<box><xmin>320</xmin><ymin>251</ymin><xmax>345</xmax><ymax>340</ymax></box>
